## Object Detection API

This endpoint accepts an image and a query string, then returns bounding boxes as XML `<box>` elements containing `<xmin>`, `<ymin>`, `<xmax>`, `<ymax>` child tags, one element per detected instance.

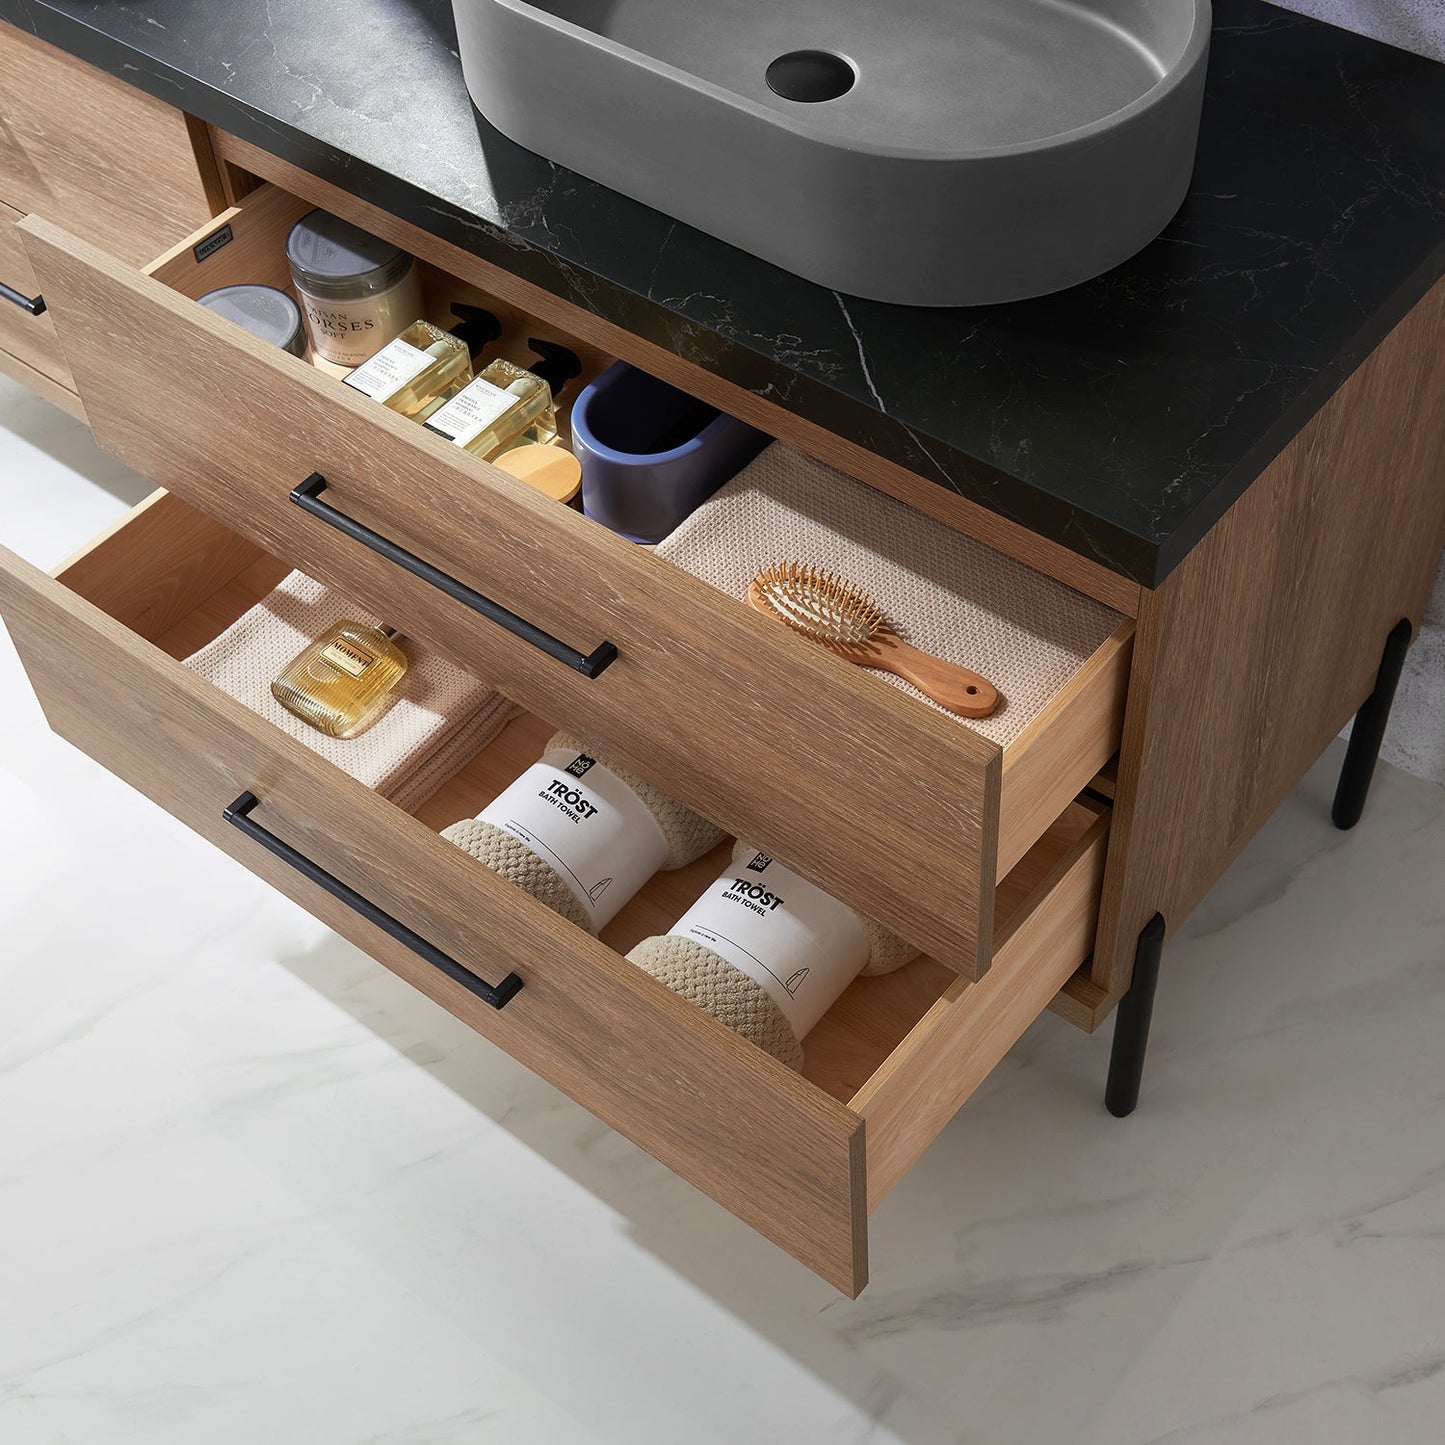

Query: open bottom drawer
<box><xmin>0</xmin><ymin>492</ymin><xmax>1108</xmax><ymax>1296</ymax></box>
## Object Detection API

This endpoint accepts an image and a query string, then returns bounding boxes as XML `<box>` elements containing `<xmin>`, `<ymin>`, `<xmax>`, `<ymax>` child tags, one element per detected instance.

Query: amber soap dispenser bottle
<box><xmin>424</xmin><ymin>339</ymin><xmax>582</xmax><ymax>458</ymax></box>
<box><xmin>271</xmin><ymin>621</ymin><xmax>409</xmax><ymax>738</ymax></box>
<box><xmin>342</xmin><ymin>303</ymin><xmax>502</xmax><ymax>417</ymax></box>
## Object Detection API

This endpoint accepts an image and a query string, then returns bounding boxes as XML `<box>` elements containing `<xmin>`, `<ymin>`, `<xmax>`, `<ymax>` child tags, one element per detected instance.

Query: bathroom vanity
<box><xmin>0</xmin><ymin>0</ymin><xmax>1442</xmax><ymax>1297</ymax></box>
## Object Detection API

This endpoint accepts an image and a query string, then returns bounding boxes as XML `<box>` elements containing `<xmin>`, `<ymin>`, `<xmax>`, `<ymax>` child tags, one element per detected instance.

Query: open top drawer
<box><xmin>0</xmin><ymin>492</ymin><xmax>1109</xmax><ymax>1295</ymax></box>
<box><xmin>19</xmin><ymin>185</ymin><xmax>1130</xmax><ymax>979</ymax></box>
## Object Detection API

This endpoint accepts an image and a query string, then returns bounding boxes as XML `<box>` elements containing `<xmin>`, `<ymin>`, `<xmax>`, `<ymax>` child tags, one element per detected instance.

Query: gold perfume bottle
<box><xmin>342</xmin><ymin>303</ymin><xmax>500</xmax><ymax>417</ymax></box>
<box><xmin>424</xmin><ymin>339</ymin><xmax>581</xmax><ymax>459</ymax></box>
<box><xmin>271</xmin><ymin>621</ymin><xmax>409</xmax><ymax>738</ymax></box>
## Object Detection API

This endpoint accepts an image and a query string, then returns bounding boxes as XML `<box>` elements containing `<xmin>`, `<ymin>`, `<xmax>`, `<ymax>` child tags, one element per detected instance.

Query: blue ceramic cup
<box><xmin>573</xmin><ymin>361</ymin><xmax>767</xmax><ymax>543</ymax></box>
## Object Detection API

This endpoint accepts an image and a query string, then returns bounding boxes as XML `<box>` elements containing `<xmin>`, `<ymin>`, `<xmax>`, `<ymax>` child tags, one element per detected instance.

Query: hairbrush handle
<box><xmin>747</xmin><ymin>586</ymin><xmax>1000</xmax><ymax>718</ymax></box>
<box><xmin>860</xmin><ymin>634</ymin><xmax>1000</xmax><ymax>718</ymax></box>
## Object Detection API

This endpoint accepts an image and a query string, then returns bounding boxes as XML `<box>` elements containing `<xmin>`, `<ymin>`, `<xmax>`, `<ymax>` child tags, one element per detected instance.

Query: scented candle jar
<box><xmin>198</xmin><ymin>284</ymin><xmax>307</xmax><ymax>357</ymax></box>
<box><xmin>285</xmin><ymin>209</ymin><xmax>423</xmax><ymax>366</ymax></box>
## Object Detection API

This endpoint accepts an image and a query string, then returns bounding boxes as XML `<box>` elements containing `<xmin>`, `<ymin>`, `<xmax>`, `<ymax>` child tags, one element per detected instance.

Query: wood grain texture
<box><xmin>1090</xmin><ymin>272</ymin><xmax>1445</xmax><ymax>1007</ymax></box>
<box><xmin>0</xmin><ymin>517</ymin><xmax>871</xmax><ymax>1295</ymax></box>
<box><xmin>23</xmin><ymin>211</ymin><xmax>1010</xmax><ymax>978</ymax></box>
<box><xmin>803</xmin><ymin>798</ymin><xmax>1106</xmax><ymax>1101</ymax></box>
<box><xmin>997</xmin><ymin>621</ymin><xmax>1131</xmax><ymax>879</ymax></box>
<box><xmin>50</xmin><ymin>490</ymin><xmax>264</xmax><ymax>637</ymax></box>
<box><xmin>0</xmin><ymin>198</ymin><xmax>72</xmax><ymax>388</ymax></box>
<box><xmin>212</xmin><ymin>131</ymin><xmax>1140</xmax><ymax>616</ymax></box>
<box><xmin>1050</xmin><ymin>966</ymin><xmax>1109</xmax><ymax>1032</ymax></box>
<box><xmin>0</xmin><ymin>21</ymin><xmax>213</xmax><ymax>266</ymax></box>
<box><xmin>142</xmin><ymin>186</ymin><xmax>311</xmax><ymax>287</ymax></box>
<box><xmin>3</xmin><ymin>492</ymin><xmax>1118</xmax><ymax>1287</ymax></box>
<box><xmin>182</xmin><ymin>113</ymin><xmax>231</xmax><ymax>218</ymax></box>
<box><xmin>855</xmin><ymin>801</ymin><xmax>1109</xmax><ymax>1209</ymax></box>
<box><xmin>0</xmin><ymin>338</ymin><xmax>83</xmax><ymax>419</ymax></box>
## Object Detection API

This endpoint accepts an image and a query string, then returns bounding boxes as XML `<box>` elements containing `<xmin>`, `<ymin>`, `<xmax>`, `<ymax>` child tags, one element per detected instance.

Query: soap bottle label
<box><xmin>667</xmin><ymin>852</ymin><xmax>869</xmax><ymax>1038</ymax></box>
<box><xmin>343</xmin><ymin>337</ymin><xmax>434</xmax><ymax>401</ymax></box>
<box><xmin>476</xmin><ymin>749</ymin><xmax>669</xmax><ymax>931</ymax></box>
<box><xmin>425</xmin><ymin>376</ymin><xmax>515</xmax><ymax>447</ymax></box>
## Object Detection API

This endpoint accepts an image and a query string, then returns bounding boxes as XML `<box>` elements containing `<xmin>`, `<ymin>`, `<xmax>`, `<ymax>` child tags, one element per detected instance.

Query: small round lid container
<box><xmin>285</xmin><ymin>209</ymin><xmax>415</xmax><ymax>301</ymax></box>
<box><xmin>198</xmin><ymin>284</ymin><xmax>306</xmax><ymax>357</ymax></box>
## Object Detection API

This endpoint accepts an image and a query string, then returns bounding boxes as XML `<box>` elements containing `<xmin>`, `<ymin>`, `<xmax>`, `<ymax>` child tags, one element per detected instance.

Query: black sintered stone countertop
<box><xmin>3</xmin><ymin>0</ymin><xmax>1445</xmax><ymax>587</ymax></box>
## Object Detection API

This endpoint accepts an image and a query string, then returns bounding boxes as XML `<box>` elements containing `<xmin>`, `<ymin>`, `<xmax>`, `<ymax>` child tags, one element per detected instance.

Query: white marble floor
<box><xmin>1</xmin><ymin>374</ymin><xmax>1443</xmax><ymax>1445</ymax></box>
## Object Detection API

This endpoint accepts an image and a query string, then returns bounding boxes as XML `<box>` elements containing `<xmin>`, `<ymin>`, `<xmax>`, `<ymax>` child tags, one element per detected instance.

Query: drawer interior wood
<box><xmin>29</xmin><ymin>496</ymin><xmax>1108</xmax><ymax>1234</ymax></box>
<box><xmin>142</xmin><ymin>184</ymin><xmax>614</xmax><ymax>445</ymax></box>
<box><xmin>19</xmin><ymin>186</ymin><xmax>1130</xmax><ymax>986</ymax></box>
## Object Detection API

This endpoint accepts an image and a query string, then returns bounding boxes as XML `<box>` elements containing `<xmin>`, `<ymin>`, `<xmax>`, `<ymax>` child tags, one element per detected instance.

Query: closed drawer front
<box><xmin>0</xmin><ymin>493</ymin><xmax>1109</xmax><ymax>1294</ymax></box>
<box><xmin>0</xmin><ymin>21</ymin><xmax>214</xmax><ymax>266</ymax></box>
<box><xmin>0</xmin><ymin>198</ymin><xmax>73</xmax><ymax>390</ymax></box>
<box><xmin>19</xmin><ymin>187</ymin><xmax>1132</xmax><ymax>979</ymax></box>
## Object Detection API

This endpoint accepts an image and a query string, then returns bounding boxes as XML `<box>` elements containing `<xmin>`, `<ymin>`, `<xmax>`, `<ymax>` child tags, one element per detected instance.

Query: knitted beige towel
<box><xmin>441</xmin><ymin>730</ymin><xmax>727</xmax><ymax>935</ymax></box>
<box><xmin>628</xmin><ymin>934</ymin><xmax>805</xmax><ymax>1071</ymax></box>
<box><xmin>655</xmin><ymin>443</ymin><xmax>1124</xmax><ymax>746</ymax></box>
<box><xmin>626</xmin><ymin>839</ymin><xmax>920</xmax><ymax>1069</ymax></box>
<box><xmin>184</xmin><ymin>570</ymin><xmax>520</xmax><ymax>811</ymax></box>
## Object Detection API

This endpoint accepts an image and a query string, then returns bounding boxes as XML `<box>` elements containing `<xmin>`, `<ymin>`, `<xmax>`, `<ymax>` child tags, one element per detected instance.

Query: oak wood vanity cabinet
<box><xmin>1</xmin><ymin>21</ymin><xmax>1443</xmax><ymax>1296</ymax></box>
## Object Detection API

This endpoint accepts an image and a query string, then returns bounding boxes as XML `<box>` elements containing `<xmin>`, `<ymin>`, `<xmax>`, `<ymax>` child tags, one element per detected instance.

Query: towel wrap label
<box><xmin>667</xmin><ymin>852</ymin><xmax>869</xmax><ymax>1038</ymax></box>
<box><xmin>476</xmin><ymin>749</ymin><xmax>668</xmax><ymax>931</ymax></box>
<box><xmin>425</xmin><ymin>376</ymin><xmax>516</xmax><ymax>447</ymax></box>
<box><xmin>342</xmin><ymin>337</ymin><xmax>433</xmax><ymax>401</ymax></box>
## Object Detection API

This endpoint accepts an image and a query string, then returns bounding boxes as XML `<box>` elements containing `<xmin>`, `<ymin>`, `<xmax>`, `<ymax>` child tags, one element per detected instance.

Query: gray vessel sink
<box><xmin>453</xmin><ymin>0</ymin><xmax>1211</xmax><ymax>306</ymax></box>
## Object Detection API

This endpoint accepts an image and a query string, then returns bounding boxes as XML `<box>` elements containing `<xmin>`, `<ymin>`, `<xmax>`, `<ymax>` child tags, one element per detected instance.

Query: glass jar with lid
<box><xmin>286</xmin><ymin>209</ymin><xmax>423</xmax><ymax>366</ymax></box>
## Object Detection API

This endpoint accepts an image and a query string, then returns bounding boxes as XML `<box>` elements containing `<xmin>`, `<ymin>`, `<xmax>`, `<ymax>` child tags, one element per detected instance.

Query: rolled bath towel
<box><xmin>441</xmin><ymin>732</ymin><xmax>726</xmax><ymax>934</ymax></box>
<box><xmin>627</xmin><ymin>841</ymin><xmax>920</xmax><ymax>1070</ymax></box>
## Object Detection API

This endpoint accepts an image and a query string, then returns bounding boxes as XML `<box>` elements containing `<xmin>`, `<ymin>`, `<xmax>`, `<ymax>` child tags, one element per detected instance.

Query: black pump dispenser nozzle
<box><xmin>448</xmin><ymin>301</ymin><xmax>503</xmax><ymax>358</ymax></box>
<box><xmin>525</xmin><ymin>337</ymin><xmax>583</xmax><ymax>399</ymax></box>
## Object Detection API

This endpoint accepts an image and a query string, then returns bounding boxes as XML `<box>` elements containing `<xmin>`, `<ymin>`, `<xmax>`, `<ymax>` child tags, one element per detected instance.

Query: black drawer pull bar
<box><xmin>224</xmin><ymin>791</ymin><xmax>523</xmax><ymax>1010</ymax></box>
<box><xmin>291</xmin><ymin>473</ymin><xmax>618</xmax><ymax>678</ymax></box>
<box><xmin>0</xmin><ymin>281</ymin><xmax>46</xmax><ymax>316</ymax></box>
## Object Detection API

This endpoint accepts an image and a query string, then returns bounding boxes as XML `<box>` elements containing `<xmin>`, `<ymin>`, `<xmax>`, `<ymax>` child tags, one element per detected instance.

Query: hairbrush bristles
<box><xmin>751</xmin><ymin>562</ymin><xmax>887</xmax><ymax>647</ymax></box>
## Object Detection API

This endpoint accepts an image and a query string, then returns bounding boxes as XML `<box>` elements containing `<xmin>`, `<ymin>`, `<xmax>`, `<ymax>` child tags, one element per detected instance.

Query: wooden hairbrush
<box><xmin>747</xmin><ymin>562</ymin><xmax>1000</xmax><ymax>719</ymax></box>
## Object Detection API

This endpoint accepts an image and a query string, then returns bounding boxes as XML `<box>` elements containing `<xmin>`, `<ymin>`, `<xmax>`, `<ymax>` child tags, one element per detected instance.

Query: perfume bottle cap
<box><xmin>448</xmin><ymin>302</ymin><xmax>503</xmax><ymax>357</ymax></box>
<box><xmin>525</xmin><ymin>338</ymin><xmax>583</xmax><ymax>399</ymax></box>
<box><xmin>286</xmin><ymin>210</ymin><xmax>415</xmax><ymax>300</ymax></box>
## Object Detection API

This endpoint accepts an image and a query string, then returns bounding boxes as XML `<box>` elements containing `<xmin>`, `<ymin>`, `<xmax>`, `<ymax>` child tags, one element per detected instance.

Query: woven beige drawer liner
<box><xmin>655</xmin><ymin>444</ymin><xmax>1123</xmax><ymax>748</ymax></box>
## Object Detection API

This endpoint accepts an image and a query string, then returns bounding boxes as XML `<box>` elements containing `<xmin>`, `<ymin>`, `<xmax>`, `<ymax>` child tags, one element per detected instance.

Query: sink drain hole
<box><xmin>766</xmin><ymin>50</ymin><xmax>856</xmax><ymax>103</ymax></box>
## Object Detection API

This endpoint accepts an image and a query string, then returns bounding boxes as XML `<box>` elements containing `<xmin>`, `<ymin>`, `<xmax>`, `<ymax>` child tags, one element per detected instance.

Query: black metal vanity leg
<box><xmin>1332</xmin><ymin>618</ymin><xmax>1413</xmax><ymax>831</ymax></box>
<box><xmin>1105</xmin><ymin>913</ymin><xmax>1166</xmax><ymax>1118</ymax></box>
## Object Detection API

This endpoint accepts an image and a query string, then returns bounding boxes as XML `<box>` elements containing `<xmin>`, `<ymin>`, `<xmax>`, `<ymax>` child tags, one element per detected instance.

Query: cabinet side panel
<box><xmin>1092</xmin><ymin>274</ymin><xmax>1445</xmax><ymax>1002</ymax></box>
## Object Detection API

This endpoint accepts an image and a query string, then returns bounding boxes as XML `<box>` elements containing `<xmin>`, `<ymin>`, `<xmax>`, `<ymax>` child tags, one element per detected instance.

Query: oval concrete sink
<box><xmin>453</xmin><ymin>0</ymin><xmax>1211</xmax><ymax>306</ymax></box>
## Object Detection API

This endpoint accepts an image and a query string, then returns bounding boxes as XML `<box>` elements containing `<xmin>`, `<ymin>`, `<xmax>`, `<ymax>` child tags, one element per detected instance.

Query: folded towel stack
<box><xmin>183</xmin><ymin>569</ymin><xmax>520</xmax><ymax>811</ymax></box>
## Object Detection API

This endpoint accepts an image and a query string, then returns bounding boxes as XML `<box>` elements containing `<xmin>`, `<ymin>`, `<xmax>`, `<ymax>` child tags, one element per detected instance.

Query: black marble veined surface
<box><xmin>3</xmin><ymin>0</ymin><xmax>1443</xmax><ymax>585</ymax></box>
